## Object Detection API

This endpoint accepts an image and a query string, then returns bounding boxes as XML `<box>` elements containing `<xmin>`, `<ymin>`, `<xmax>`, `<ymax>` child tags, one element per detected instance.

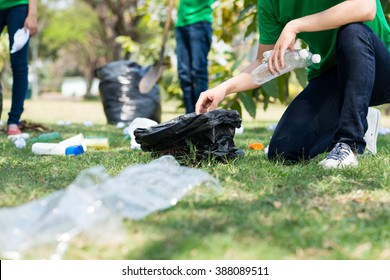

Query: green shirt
<box><xmin>258</xmin><ymin>0</ymin><xmax>390</xmax><ymax>80</ymax></box>
<box><xmin>0</xmin><ymin>0</ymin><xmax>28</xmax><ymax>10</ymax></box>
<box><xmin>176</xmin><ymin>0</ymin><xmax>214</xmax><ymax>27</ymax></box>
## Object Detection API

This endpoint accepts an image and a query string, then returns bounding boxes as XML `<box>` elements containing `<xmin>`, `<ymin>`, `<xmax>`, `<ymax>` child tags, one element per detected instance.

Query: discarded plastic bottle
<box><xmin>59</xmin><ymin>133</ymin><xmax>86</xmax><ymax>150</ymax></box>
<box><xmin>31</xmin><ymin>134</ymin><xmax>86</xmax><ymax>156</ymax></box>
<box><xmin>32</xmin><ymin>143</ymin><xmax>84</xmax><ymax>156</ymax></box>
<box><xmin>28</xmin><ymin>132</ymin><xmax>61</xmax><ymax>143</ymax></box>
<box><xmin>251</xmin><ymin>49</ymin><xmax>321</xmax><ymax>85</ymax></box>
<box><xmin>84</xmin><ymin>137</ymin><xmax>109</xmax><ymax>150</ymax></box>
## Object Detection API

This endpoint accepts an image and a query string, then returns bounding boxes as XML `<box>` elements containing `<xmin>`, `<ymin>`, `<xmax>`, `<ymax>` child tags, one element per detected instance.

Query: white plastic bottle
<box><xmin>251</xmin><ymin>49</ymin><xmax>321</xmax><ymax>85</ymax></box>
<box><xmin>31</xmin><ymin>134</ymin><xmax>86</xmax><ymax>155</ymax></box>
<box><xmin>32</xmin><ymin>143</ymin><xmax>85</xmax><ymax>155</ymax></box>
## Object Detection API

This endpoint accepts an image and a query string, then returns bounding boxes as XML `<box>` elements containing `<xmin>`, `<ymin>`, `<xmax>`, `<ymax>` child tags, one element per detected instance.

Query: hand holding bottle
<box><xmin>251</xmin><ymin>49</ymin><xmax>321</xmax><ymax>85</ymax></box>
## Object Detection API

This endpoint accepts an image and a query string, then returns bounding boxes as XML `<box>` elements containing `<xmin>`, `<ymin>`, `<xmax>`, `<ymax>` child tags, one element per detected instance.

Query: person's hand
<box><xmin>24</xmin><ymin>14</ymin><xmax>38</xmax><ymax>36</ymax></box>
<box><xmin>195</xmin><ymin>87</ymin><xmax>226</xmax><ymax>114</ymax></box>
<box><xmin>268</xmin><ymin>21</ymin><xmax>298</xmax><ymax>74</ymax></box>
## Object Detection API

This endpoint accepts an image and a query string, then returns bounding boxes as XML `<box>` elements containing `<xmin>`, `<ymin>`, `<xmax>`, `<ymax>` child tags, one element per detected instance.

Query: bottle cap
<box><xmin>65</xmin><ymin>145</ymin><xmax>85</xmax><ymax>156</ymax></box>
<box><xmin>298</xmin><ymin>49</ymin><xmax>309</xmax><ymax>59</ymax></box>
<box><xmin>262</xmin><ymin>50</ymin><xmax>273</xmax><ymax>63</ymax></box>
<box><xmin>311</xmin><ymin>54</ymin><xmax>321</xmax><ymax>63</ymax></box>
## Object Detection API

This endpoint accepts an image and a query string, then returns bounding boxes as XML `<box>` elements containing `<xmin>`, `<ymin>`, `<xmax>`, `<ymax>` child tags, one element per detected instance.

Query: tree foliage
<box><xmin>81</xmin><ymin>0</ymin><xmax>152</xmax><ymax>61</ymax></box>
<box><xmin>41</xmin><ymin>1</ymin><xmax>108</xmax><ymax>94</ymax></box>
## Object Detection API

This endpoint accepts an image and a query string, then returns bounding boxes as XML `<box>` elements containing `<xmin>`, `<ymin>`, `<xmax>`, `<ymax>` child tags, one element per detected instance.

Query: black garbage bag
<box><xmin>134</xmin><ymin>109</ymin><xmax>243</xmax><ymax>160</ymax></box>
<box><xmin>95</xmin><ymin>60</ymin><xmax>161</xmax><ymax>124</ymax></box>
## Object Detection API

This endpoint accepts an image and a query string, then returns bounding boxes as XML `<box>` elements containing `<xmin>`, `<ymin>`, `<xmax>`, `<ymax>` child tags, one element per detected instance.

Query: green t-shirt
<box><xmin>258</xmin><ymin>0</ymin><xmax>390</xmax><ymax>80</ymax></box>
<box><xmin>176</xmin><ymin>0</ymin><xmax>214</xmax><ymax>27</ymax></box>
<box><xmin>0</xmin><ymin>0</ymin><xmax>28</xmax><ymax>10</ymax></box>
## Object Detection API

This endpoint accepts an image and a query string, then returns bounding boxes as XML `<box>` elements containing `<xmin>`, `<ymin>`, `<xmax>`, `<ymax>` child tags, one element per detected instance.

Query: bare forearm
<box><xmin>194</xmin><ymin>60</ymin><xmax>262</xmax><ymax>114</ymax></box>
<box><xmin>25</xmin><ymin>0</ymin><xmax>38</xmax><ymax>36</ymax></box>
<box><xmin>195</xmin><ymin>44</ymin><xmax>273</xmax><ymax>114</ymax></box>
<box><xmin>288</xmin><ymin>0</ymin><xmax>376</xmax><ymax>34</ymax></box>
<box><xmin>216</xmin><ymin>43</ymin><xmax>275</xmax><ymax>96</ymax></box>
<box><xmin>28</xmin><ymin>0</ymin><xmax>37</xmax><ymax>16</ymax></box>
<box><xmin>217</xmin><ymin>60</ymin><xmax>263</xmax><ymax>96</ymax></box>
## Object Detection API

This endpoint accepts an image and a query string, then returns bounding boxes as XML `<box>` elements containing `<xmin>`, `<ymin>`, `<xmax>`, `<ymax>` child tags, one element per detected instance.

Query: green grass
<box><xmin>1</xmin><ymin>96</ymin><xmax>390</xmax><ymax>260</ymax></box>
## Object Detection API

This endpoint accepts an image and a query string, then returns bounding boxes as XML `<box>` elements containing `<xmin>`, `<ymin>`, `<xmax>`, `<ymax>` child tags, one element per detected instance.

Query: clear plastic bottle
<box><xmin>251</xmin><ymin>49</ymin><xmax>321</xmax><ymax>85</ymax></box>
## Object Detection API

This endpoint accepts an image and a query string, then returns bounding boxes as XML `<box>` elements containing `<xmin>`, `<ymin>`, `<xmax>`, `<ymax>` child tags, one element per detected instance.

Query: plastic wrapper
<box><xmin>0</xmin><ymin>156</ymin><xmax>220</xmax><ymax>260</ymax></box>
<box><xmin>134</xmin><ymin>109</ymin><xmax>243</xmax><ymax>160</ymax></box>
<box><xmin>95</xmin><ymin>61</ymin><xmax>161</xmax><ymax>124</ymax></box>
<box><xmin>10</xmin><ymin>28</ymin><xmax>30</xmax><ymax>54</ymax></box>
<box><xmin>127</xmin><ymin>118</ymin><xmax>158</xmax><ymax>149</ymax></box>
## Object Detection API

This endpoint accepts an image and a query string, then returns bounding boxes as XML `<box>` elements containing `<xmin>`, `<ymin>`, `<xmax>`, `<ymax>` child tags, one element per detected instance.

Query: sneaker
<box><xmin>320</xmin><ymin>142</ymin><xmax>358</xmax><ymax>169</ymax></box>
<box><xmin>7</xmin><ymin>124</ymin><xmax>22</xmax><ymax>135</ymax></box>
<box><xmin>364</xmin><ymin>107</ymin><xmax>380</xmax><ymax>155</ymax></box>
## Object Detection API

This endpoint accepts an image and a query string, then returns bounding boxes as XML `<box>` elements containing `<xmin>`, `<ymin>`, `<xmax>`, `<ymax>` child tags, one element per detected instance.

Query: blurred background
<box><xmin>0</xmin><ymin>0</ymin><xmax>389</xmax><ymax>121</ymax></box>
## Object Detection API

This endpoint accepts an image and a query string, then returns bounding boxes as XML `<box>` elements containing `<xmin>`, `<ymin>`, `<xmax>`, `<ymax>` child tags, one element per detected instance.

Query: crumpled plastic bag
<box><xmin>0</xmin><ymin>156</ymin><xmax>220</xmax><ymax>260</ymax></box>
<box><xmin>134</xmin><ymin>109</ymin><xmax>243</xmax><ymax>160</ymax></box>
<box><xmin>127</xmin><ymin>117</ymin><xmax>158</xmax><ymax>149</ymax></box>
<box><xmin>10</xmin><ymin>28</ymin><xmax>30</xmax><ymax>54</ymax></box>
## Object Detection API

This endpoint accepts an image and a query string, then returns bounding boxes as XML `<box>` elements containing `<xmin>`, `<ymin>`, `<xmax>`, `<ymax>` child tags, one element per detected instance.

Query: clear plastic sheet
<box><xmin>0</xmin><ymin>156</ymin><xmax>220</xmax><ymax>259</ymax></box>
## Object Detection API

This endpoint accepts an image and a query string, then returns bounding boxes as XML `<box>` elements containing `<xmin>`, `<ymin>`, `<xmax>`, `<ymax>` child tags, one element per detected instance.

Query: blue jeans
<box><xmin>268</xmin><ymin>23</ymin><xmax>390</xmax><ymax>162</ymax></box>
<box><xmin>0</xmin><ymin>4</ymin><xmax>29</xmax><ymax>125</ymax></box>
<box><xmin>176</xmin><ymin>21</ymin><xmax>212</xmax><ymax>113</ymax></box>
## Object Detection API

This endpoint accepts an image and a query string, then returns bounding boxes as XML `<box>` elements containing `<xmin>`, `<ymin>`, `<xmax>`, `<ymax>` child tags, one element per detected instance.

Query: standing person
<box><xmin>0</xmin><ymin>0</ymin><xmax>38</xmax><ymax>135</ymax></box>
<box><xmin>176</xmin><ymin>0</ymin><xmax>214</xmax><ymax>114</ymax></box>
<box><xmin>196</xmin><ymin>0</ymin><xmax>390</xmax><ymax>169</ymax></box>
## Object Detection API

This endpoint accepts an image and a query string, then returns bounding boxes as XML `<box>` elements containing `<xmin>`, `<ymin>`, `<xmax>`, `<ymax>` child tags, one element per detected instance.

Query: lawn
<box><xmin>1</xmin><ymin>95</ymin><xmax>390</xmax><ymax>260</ymax></box>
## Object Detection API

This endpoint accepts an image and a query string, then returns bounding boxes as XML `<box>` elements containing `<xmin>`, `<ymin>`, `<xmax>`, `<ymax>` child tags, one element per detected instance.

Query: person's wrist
<box><xmin>218</xmin><ymin>82</ymin><xmax>231</xmax><ymax>96</ymax></box>
<box><xmin>287</xmin><ymin>20</ymin><xmax>300</xmax><ymax>34</ymax></box>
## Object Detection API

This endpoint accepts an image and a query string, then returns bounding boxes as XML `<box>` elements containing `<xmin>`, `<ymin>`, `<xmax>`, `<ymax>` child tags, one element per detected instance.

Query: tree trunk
<box><xmin>82</xmin><ymin>0</ymin><xmax>141</xmax><ymax>61</ymax></box>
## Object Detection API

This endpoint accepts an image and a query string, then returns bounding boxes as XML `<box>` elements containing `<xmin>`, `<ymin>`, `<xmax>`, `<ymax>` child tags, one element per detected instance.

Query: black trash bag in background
<box><xmin>134</xmin><ymin>109</ymin><xmax>243</xmax><ymax>160</ymax></box>
<box><xmin>95</xmin><ymin>60</ymin><xmax>161</xmax><ymax>124</ymax></box>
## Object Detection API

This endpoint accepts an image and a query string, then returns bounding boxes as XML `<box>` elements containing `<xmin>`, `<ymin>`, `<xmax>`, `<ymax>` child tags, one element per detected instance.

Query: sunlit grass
<box><xmin>1</xmin><ymin>96</ymin><xmax>390</xmax><ymax>260</ymax></box>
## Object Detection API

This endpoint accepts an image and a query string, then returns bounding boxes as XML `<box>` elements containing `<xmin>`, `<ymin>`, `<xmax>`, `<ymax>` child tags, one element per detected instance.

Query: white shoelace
<box><xmin>327</xmin><ymin>143</ymin><xmax>352</xmax><ymax>161</ymax></box>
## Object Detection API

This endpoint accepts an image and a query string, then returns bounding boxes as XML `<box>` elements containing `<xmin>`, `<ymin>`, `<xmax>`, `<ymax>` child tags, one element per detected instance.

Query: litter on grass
<box><xmin>31</xmin><ymin>134</ymin><xmax>86</xmax><ymax>156</ymax></box>
<box><xmin>0</xmin><ymin>156</ymin><xmax>220</xmax><ymax>260</ymax></box>
<box><xmin>126</xmin><ymin>117</ymin><xmax>158</xmax><ymax>150</ymax></box>
<box><xmin>134</xmin><ymin>109</ymin><xmax>243</xmax><ymax>160</ymax></box>
<box><xmin>14</xmin><ymin>138</ymin><xmax>26</xmax><ymax>149</ymax></box>
<box><xmin>84</xmin><ymin>137</ymin><xmax>109</xmax><ymax>150</ymax></box>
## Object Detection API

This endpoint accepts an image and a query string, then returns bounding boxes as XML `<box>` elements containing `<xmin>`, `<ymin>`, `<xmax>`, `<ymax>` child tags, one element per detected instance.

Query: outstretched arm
<box><xmin>195</xmin><ymin>43</ymin><xmax>274</xmax><ymax>114</ymax></box>
<box><xmin>268</xmin><ymin>0</ymin><xmax>377</xmax><ymax>74</ymax></box>
<box><xmin>24</xmin><ymin>0</ymin><xmax>38</xmax><ymax>36</ymax></box>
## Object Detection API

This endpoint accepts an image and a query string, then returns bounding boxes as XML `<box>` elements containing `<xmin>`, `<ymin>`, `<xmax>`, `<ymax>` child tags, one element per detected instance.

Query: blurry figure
<box><xmin>0</xmin><ymin>0</ymin><xmax>38</xmax><ymax>135</ymax></box>
<box><xmin>175</xmin><ymin>0</ymin><xmax>214</xmax><ymax>113</ymax></box>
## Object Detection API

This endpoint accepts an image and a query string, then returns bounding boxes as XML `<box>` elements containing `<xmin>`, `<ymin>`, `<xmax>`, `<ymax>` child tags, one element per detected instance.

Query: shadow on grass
<box><xmin>124</xmin><ymin>191</ymin><xmax>390</xmax><ymax>260</ymax></box>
